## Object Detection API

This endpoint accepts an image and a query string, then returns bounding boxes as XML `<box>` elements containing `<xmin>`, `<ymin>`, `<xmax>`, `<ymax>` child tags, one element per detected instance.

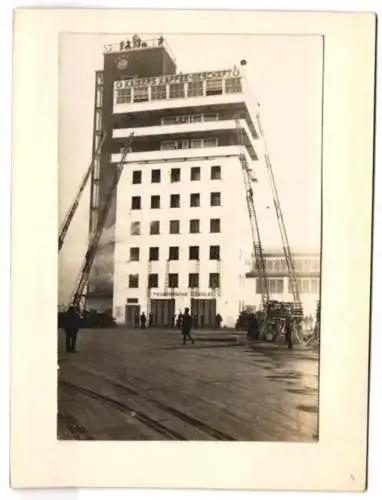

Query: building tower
<box><xmin>88</xmin><ymin>35</ymin><xmax>260</xmax><ymax>328</ymax></box>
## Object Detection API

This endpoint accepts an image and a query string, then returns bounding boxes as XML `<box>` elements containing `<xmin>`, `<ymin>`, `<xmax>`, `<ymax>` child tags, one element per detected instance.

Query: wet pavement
<box><xmin>57</xmin><ymin>328</ymin><xmax>319</xmax><ymax>441</ymax></box>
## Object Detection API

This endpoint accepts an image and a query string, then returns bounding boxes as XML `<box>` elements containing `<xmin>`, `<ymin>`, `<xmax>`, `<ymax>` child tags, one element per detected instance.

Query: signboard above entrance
<box><xmin>152</xmin><ymin>290</ymin><xmax>219</xmax><ymax>298</ymax></box>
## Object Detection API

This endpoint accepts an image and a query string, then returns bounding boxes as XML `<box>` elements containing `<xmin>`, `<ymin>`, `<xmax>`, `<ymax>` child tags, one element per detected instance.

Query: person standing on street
<box><xmin>140</xmin><ymin>312</ymin><xmax>147</xmax><ymax>329</ymax></box>
<box><xmin>215</xmin><ymin>313</ymin><xmax>222</xmax><ymax>329</ymax></box>
<box><xmin>284</xmin><ymin>317</ymin><xmax>293</xmax><ymax>349</ymax></box>
<box><xmin>181</xmin><ymin>308</ymin><xmax>194</xmax><ymax>345</ymax></box>
<box><xmin>63</xmin><ymin>306</ymin><xmax>81</xmax><ymax>353</ymax></box>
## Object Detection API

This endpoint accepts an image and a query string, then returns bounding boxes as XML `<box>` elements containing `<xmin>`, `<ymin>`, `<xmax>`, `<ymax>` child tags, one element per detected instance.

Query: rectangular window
<box><xmin>169</xmin><ymin>220</ymin><xmax>180</xmax><ymax>234</ymax></box>
<box><xmin>168</xmin><ymin>273</ymin><xmax>179</xmax><ymax>288</ymax></box>
<box><xmin>151</xmin><ymin>169</ymin><xmax>161</xmax><ymax>183</ymax></box>
<box><xmin>149</xmin><ymin>247</ymin><xmax>159</xmax><ymax>261</ymax></box>
<box><xmin>206</xmin><ymin>79</ymin><xmax>223</xmax><ymax>96</ymax></box>
<box><xmin>95</xmin><ymin>110</ymin><xmax>102</xmax><ymax>131</ymax></box>
<box><xmin>161</xmin><ymin>140</ymin><xmax>177</xmax><ymax>150</ymax></box>
<box><xmin>209</xmin><ymin>245</ymin><xmax>220</xmax><ymax>260</ymax></box>
<box><xmin>130</xmin><ymin>221</ymin><xmax>140</xmax><ymax>235</ymax></box>
<box><xmin>210</xmin><ymin>192</ymin><xmax>221</xmax><ymax>207</ymax></box>
<box><xmin>189</xmin><ymin>246</ymin><xmax>199</xmax><ymax>260</ymax></box>
<box><xmin>93</xmin><ymin>158</ymin><xmax>100</xmax><ymax>180</ymax></box>
<box><xmin>256</xmin><ymin>278</ymin><xmax>267</xmax><ymax>294</ymax></box>
<box><xmin>191</xmin><ymin>166</ymin><xmax>201</xmax><ymax>181</ymax></box>
<box><xmin>225</xmin><ymin>77</ymin><xmax>242</xmax><ymax>94</ymax></box>
<box><xmin>133</xmin><ymin>86</ymin><xmax>149</xmax><ymax>102</ymax></box>
<box><xmin>203</xmin><ymin>113</ymin><xmax>218</xmax><ymax>122</ymax></box>
<box><xmin>190</xmin><ymin>193</ymin><xmax>200</xmax><ymax>207</ymax></box>
<box><xmin>188</xmin><ymin>273</ymin><xmax>199</xmax><ymax>288</ymax></box>
<box><xmin>190</xmin><ymin>139</ymin><xmax>203</xmax><ymax>149</ymax></box>
<box><xmin>92</xmin><ymin>183</ymin><xmax>100</xmax><ymax>208</ymax></box>
<box><xmin>148</xmin><ymin>274</ymin><xmax>158</xmax><ymax>288</ymax></box>
<box><xmin>131</xmin><ymin>196</ymin><xmax>141</xmax><ymax>210</ymax></box>
<box><xmin>96</xmin><ymin>88</ymin><xmax>103</xmax><ymax>107</ymax></box>
<box><xmin>170</xmin><ymin>194</ymin><xmax>180</xmax><ymax>208</ymax></box>
<box><xmin>170</xmin><ymin>168</ymin><xmax>181</xmax><ymax>183</ymax></box>
<box><xmin>190</xmin><ymin>219</ymin><xmax>200</xmax><ymax>233</ymax></box>
<box><xmin>151</xmin><ymin>84</ymin><xmax>167</xmax><ymax>100</ymax></box>
<box><xmin>169</xmin><ymin>83</ymin><xmax>185</xmax><ymax>99</ymax></box>
<box><xmin>129</xmin><ymin>274</ymin><xmax>139</xmax><ymax>288</ymax></box>
<box><xmin>301</xmin><ymin>278</ymin><xmax>310</xmax><ymax>294</ymax></box>
<box><xmin>116</xmin><ymin>88</ymin><xmax>131</xmax><ymax>104</ymax></box>
<box><xmin>209</xmin><ymin>273</ymin><xmax>220</xmax><ymax>289</ymax></box>
<box><xmin>150</xmin><ymin>221</ymin><xmax>160</xmax><ymax>235</ymax></box>
<box><xmin>269</xmin><ymin>278</ymin><xmax>284</xmax><ymax>294</ymax></box>
<box><xmin>211</xmin><ymin>165</ymin><xmax>221</xmax><ymax>180</ymax></box>
<box><xmin>132</xmin><ymin>170</ymin><xmax>142</xmax><ymax>184</ymax></box>
<box><xmin>204</xmin><ymin>138</ymin><xmax>218</xmax><ymax>148</ymax></box>
<box><xmin>151</xmin><ymin>195</ymin><xmax>160</xmax><ymax>209</ymax></box>
<box><xmin>187</xmin><ymin>81</ymin><xmax>204</xmax><ymax>97</ymax></box>
<box><xmin>130</xmin><ymin>247</ymin><xmax>140</xmax><ymax>261</ymax></box>
<box><xmin>190</xmin><ymin>219</ymin><xmax>200</xmax><ymax>234</ymax></box>
<box><xmin>311</xmin><ymin>278</ymin><xmax>319</xmax><ymax>294</ymax></box>
<box><xmin>191</xmin><ymin>114</ymin><xmax>202</xmax><ymax>123</ymax></box>
<box><xmin>210</xmin><ymin>218</ymin><xmax>220</xmax><ymax>233</ymax></box>
<box><xmin>169</xmin><ymin>246</ymin><xmax>179</xmax><ymax>261</ymax></box>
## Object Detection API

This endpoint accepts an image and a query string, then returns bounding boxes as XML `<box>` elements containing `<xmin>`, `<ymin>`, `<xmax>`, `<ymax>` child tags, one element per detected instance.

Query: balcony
<box><xmin>112</xmin><ymin>118</ymin><xmax>256</xmax><ymax>150</ymax></box>
<box><xmin>110</xmin><ymin>144</ymin><xmax>252</xmax><ymax>164</ymax></box>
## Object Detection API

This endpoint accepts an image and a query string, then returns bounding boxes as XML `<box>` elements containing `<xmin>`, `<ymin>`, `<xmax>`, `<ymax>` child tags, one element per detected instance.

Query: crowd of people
<box><xmin>133</xmin><ymin>311</ymin><xmax>223</xmax><ymax>330</ymax></box>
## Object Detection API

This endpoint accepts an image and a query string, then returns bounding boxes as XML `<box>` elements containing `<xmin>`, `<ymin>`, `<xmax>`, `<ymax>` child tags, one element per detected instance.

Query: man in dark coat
<box><xmin>284</xmin><ymin>317</ymin><xmax>293</xmax><ymax>349</ymax></box>
<box><xmin>247</xmin><ymin>313</ymin><xmax>259</xmax><ymax>340</ymax></box>
<box><xmin>181</xmin><ymin>308</ymin><xmax>194</xmax><ymax>345</ymax></box>
<box><xmin>140</xmin><ymin>312</ymin><xmax>147</xmax><ymax>329</ymax></box>
<box><xmin>63</xmin><ymin>306</ymin><xmax>81</xmax><ymax>353</ymax></box>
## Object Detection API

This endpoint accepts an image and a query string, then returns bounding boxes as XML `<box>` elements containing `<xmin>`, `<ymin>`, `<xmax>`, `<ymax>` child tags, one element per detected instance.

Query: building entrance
<box><xmin>150</xmin><ymin>299</ymin><xmax>175</xmax><ymax>327</ymax></box>
<box><xmin>125</xmin><ymin>304</ymin><xmax>140</xmax><ymax>327</ymax></box>
<box><xmin>191</xmin><ymin>299</ymin><xmax>217</xmax><ymax>328</ymax></box>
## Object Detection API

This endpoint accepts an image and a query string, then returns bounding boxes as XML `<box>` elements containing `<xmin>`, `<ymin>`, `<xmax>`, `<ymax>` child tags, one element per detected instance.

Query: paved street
<box><xmin>57</xmin><ymin>328</ymin><xmax>319</xmax><ymax>441</ymax></box>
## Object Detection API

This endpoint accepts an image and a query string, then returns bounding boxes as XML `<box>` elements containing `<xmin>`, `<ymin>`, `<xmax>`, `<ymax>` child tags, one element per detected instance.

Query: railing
<box><xmin>103</xmin><ymin>37</ymin><xmax>177</xmax><ymax>62</ymax></box>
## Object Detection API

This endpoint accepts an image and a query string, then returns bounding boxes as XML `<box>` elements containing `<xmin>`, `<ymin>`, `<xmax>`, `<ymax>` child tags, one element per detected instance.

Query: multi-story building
<box><xmin>86</xmin><ymin>35</ymin><xmax>316</xmax><ymax>328</ymax></box>
<box><xmin>244</xmin><ymin>250</ymin><xmax>321</xmax><ymax>317</ymax></box>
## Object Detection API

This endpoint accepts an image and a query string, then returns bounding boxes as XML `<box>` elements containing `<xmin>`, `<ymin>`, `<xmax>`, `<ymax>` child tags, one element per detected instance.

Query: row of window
<box><xmin>115</xmin><ymin>77</ymin><xmax>242</xmax><ymax>104</ymax></box>
<box><xmin>128</xmin><ymin>273</ymin><xmax>220</xmax><ymax>289</ymax></box>
<box><xmin>131</xmin><ymin>192</ymin><xmax>221</xmax><ymax>210</ymax></box>
<box><xmin>160</xmin><ymin>112</ymin><xmax>219</xmax><ymax>125</ymax></box>
<box><xmin>160</xmin><ymin>138</ymin><xmax>219</xmax><ymax>150</ymax></box>
<box><xmin>264</xmin><ymin>258</ymin><xmax>320</xmax><ymax>273</ymax></box>
<box><xmin>256</xmin><ymin>278</ymin><xmax>320</xmax><ymax>294</ymax></box>
<box><xmin>132</xmin><ymin>165</ymin><xmax>221</xmax><ymax>184</ymax></box>
<box><xmin>129</xmin><ymin>245</ymin><xmax>220</xmax><ymax>262</ymax></box>
<box><xmin>129</xmin><ymin>219</ymin><xmax>221</xmax><ymax>235</ymax></box>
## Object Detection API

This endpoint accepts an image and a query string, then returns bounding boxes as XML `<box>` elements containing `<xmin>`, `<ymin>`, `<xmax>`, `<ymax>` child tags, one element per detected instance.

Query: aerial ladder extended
<box><xmin>58</xmin><ymin>132</ymin><xmax>107</xmax><ymax>252</ymax></box>
<box><xmin>235</xmin><ymin>119</ymin><xmax>270</xmax><ymax>310</ymax></box>
<box><xmin>254</xmin><ymin>105</ymin><xmax>301</xmax><ymax>306</ymax></box>
<box><xmin>69</xmin><ymin>132</ymin><xmax>134</xmax><ymax>311</ymax></box>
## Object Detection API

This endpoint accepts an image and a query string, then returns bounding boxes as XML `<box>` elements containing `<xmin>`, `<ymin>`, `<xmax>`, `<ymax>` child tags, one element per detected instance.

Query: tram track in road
<box><xmin>59</xmin><ymin>379</ymin><xmax>187</xmax><ymax>440</ymax></box>
<box><xmin>59</xmin><ymin>375</ymin><xmax>236</xmax><ymax>441</ymax></box>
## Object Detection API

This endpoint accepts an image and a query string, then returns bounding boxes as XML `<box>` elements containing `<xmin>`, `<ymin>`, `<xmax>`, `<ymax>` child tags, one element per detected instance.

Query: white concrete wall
<box><xmin>113</xmin><ymin>154</ymin><xmax>253</xmax><ymax>327</ymax></box>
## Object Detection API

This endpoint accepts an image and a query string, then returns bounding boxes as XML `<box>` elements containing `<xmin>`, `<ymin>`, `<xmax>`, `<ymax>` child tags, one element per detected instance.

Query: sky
<box><xmin>59</xmin><ymin>33</ymin><xmax>323</xmax><ymax>304</ymax></box>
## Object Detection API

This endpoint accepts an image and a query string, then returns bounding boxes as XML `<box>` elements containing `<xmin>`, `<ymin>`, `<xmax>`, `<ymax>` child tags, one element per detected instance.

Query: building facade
<box><xmin>244</xmin><ymin>250</ymin><xmax>321</xmax><ymax>317</ymax></box>
<box><xmin>86</xmin><ymin>36</ymin><xmax>260</xmax><ymax>327</ymax></box>
<box><xmin>86</xmin><ymin>35</ymin><xmax>318</xmax><ymax>328</ymax></box>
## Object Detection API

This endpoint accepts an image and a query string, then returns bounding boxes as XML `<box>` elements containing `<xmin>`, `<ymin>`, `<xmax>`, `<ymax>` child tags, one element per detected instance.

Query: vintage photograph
<box><xmin>58</xmin><ymin>33</ymin><xmax>323</xmax><ymax>441</ymax></box>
